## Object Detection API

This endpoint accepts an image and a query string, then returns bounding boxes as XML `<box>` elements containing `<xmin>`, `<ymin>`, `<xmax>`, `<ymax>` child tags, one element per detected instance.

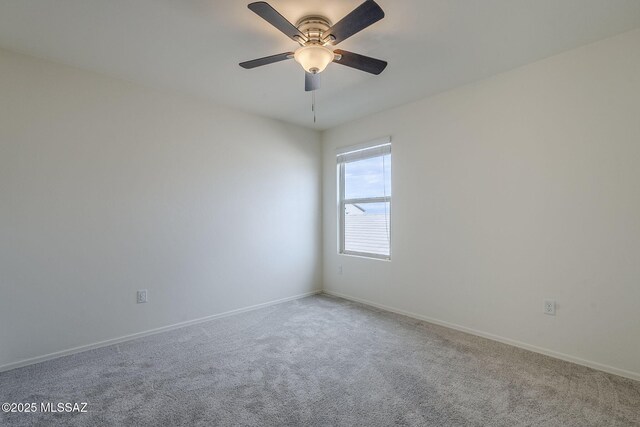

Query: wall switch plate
<box><xmin>338</xmin><ymin>265</ymin><xmax>343</xmax><ymax>275</ymax></box>
<box><xmin>137</xmin><ymin>289</ymin><xmax>148</xmax><ymax>304</ymax></box>
<box><xmin>544</xmin><ymin>300</ymin><xmax>556</xmax><ymax>315</ymax></box>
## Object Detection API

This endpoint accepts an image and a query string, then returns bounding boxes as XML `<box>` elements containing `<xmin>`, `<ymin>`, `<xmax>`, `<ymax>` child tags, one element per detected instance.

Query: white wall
<box><xmin>322</xmin><ymin>29</ymin><xmax>640</xmax><ymax>380</ymax></box>
<box><xmin>0</xmin><ymin>49</ymin><xmax>322</xmax><ymax>369</ymax></box>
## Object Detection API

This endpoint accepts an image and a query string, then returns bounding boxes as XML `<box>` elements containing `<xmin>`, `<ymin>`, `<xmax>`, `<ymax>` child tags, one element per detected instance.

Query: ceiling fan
<box><xmin>239</xmin><ymin>0</ymin><xmax>388</xmax><ymax>92</ymax></box>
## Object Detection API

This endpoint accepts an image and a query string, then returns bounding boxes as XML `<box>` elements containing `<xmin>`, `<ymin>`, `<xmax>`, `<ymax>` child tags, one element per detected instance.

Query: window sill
<box><xmin>339</xmin><ymin>251</ymin><xmax>391</xmax><ymax>262</ymax></box>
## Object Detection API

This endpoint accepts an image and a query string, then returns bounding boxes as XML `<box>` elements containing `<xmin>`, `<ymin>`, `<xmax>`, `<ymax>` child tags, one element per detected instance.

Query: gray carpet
<box><xmin>1</xmin><ymin>295</ymin><xmax>639</xmax><ymax>426</ymax></box>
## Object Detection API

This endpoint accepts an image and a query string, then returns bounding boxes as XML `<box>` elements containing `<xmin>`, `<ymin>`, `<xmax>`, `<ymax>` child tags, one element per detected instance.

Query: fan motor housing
<box><xmin>296</xmin><ymin>16</ymin><xmax>332</xmax><ymax>44</ymax></box>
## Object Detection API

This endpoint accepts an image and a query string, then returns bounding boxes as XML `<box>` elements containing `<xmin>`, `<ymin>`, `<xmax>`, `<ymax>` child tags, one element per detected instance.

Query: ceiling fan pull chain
<box><xmin>312</xmin><ymin>90</ymin><xmax>316</xmax><ymax>123</ymax></box>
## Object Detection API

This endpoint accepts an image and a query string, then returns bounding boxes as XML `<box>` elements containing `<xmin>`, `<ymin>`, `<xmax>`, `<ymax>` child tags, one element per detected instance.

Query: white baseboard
<box><xmin>322</xmin><ymin>290</ymin><xmax>640</xmax><ymax>382</ymax></box>
<box><xmin>0</xmin><ymin>290</ymin><xmax>322</xmax><ymax>373</ymax></box>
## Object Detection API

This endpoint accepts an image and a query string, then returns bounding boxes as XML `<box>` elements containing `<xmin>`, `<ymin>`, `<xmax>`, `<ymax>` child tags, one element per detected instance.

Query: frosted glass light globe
<box><xmin>294</xmin><ymin>45</ymin><xmax>335</xmax><ymax>73</ymax></box>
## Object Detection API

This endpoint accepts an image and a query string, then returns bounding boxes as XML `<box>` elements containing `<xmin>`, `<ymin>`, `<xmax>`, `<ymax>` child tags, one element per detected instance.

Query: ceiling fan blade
<box><xmin>248</xmin><ymin>2</ymin><xmax>307</xmax><ymax>43</ymax></box>
<box><xmin>323</xmin><ymin>0</ymin><xmax>384</xmax><ymax>45</ymax></box>
<box><xmin>239</xmin><ymin>52</ymin><xmax>294</xmax><ymax>69</ymax></box>
<box><xmin>305</xmin><ymin>72</ymin><xmax>321</xmax><ymax>92</ymax></box>
<box><xmin>333</xmin><ymin>50</ymin><xmax>387</xmax><ymax>75</ymax></box>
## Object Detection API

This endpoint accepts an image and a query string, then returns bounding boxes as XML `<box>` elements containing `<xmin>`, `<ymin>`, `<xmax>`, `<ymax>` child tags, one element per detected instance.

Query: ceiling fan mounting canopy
<box><xmin>239</xmin><ymin>1</ymin><xmax>388</xmax><ymax>92</ymax></box>
<box><xmin>295</xmin><ymin>15</ymin><xmax>332</xmax><ymax>43</ymax></box>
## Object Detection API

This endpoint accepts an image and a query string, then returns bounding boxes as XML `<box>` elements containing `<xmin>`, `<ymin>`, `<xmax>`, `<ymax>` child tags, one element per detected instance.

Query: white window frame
<box><xmin>337</xmin><ymin>137</ymin><xmax>392</xmax><ymax>260</ymax></box>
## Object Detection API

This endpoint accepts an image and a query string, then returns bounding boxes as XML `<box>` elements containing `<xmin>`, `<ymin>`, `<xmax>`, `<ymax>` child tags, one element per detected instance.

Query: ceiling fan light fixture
<box><xmin>240</xmin><ymin>0</ymin><xmax>388</xmax><ymax>94</ymax></box>
<box><xmin>294</xmin><ymin>45</ymin><xmax>335</xmax><ymax>74</ymax></box>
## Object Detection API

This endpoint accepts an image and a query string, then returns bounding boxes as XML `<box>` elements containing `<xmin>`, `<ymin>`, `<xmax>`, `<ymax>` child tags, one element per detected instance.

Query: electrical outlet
<box><xmin>137</xmin><ymin>289</ymin><xmax>148</xmax><ymax>304</ymax></box>
<box><xmin>544</xmin><ymin>300</ymin><xmax>556</xmax><ymax>315</ymax></box>
<box><xmin>338</xmin><ymin>265</ymin><xmax>343</xmax><ymax>275</ymax></box>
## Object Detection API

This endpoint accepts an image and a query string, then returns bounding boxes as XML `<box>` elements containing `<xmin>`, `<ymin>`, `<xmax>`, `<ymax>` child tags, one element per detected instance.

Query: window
<box><xmin>337</xmin><ymin>139</ymin><xmax>391</xmax><ymax>260</ymax></box>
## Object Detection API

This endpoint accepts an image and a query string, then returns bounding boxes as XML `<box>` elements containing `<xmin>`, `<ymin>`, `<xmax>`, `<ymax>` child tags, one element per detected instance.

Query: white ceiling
<box><xmin>1</xmin><ymin>1</ymin><xmax>639</xmax><ymax>130</ymax></box>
